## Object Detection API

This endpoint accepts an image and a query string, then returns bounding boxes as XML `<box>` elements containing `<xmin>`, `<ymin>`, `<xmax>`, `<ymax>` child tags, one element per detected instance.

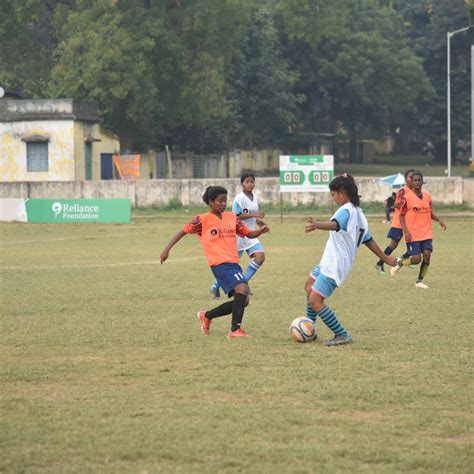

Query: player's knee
<box><xmin>255</xmin><ymin>253</ymin><xmax>265</xmax><ymax>265</ymax></box>
<box><xmin>411</xmin><ymin>255</ymin><xmax>421</xmax><ymax>264</ymax></box>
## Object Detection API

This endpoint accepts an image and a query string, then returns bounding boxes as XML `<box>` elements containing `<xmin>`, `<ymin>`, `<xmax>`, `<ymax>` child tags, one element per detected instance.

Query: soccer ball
<box><xmin>289</xmin><ymin>317</ymin><xmax>317</xmax><ymax>343</ymax></box>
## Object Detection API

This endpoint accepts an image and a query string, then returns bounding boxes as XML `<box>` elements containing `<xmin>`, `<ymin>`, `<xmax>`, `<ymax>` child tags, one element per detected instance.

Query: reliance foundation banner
<box><xmin>0</xmin><ymin>199</ymin><xmax>131</xmax><ymax>223</ymax></box>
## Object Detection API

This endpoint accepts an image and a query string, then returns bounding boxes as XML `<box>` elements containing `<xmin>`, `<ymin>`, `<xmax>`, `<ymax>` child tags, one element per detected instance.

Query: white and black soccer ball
<box><xmin>289</xmin><ymin>317</ymin><xmax>317</xmax><ymax>343</ymax></box>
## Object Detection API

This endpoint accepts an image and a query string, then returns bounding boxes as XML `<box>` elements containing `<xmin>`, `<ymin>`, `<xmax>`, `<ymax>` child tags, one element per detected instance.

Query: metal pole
<box><xmin>446</xmin><ymin>27</ymin><xmax>470</xmax><ymax>178</ymax></box>
<box><xmin>447</xmin><ymin>32</ymin><xmax>451</xmax><ymax>178</ymax></box>
<box><xmin>472</xmin><ymin>45</ymin><xmax>473</xmax><ymax>164</ymax></box>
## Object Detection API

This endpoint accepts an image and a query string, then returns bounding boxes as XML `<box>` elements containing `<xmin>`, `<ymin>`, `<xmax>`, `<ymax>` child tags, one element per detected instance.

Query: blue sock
<box><xmin>306</xmin><ymin>299</ymin><xmax>318</xmax><ymax>323</ymax></box>
<box><xmin>244</xmin><ymin>260</ymin><xmax>261</xmax><ymax>282</ymax></box>
<box><xmin>317</xmin><ymin>305</ymin><xmax>349</xmax><ymax>337</ymax></box>
<box><xmin>211</xmin><ymin>279</ymin><xmax>219</xmax><ymax>291</ymax></box>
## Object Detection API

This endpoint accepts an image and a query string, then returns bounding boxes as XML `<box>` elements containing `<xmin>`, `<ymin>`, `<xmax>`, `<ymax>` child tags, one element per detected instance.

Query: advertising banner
<box><xmin>20</xmin><ymin>199</ymin><xmax>131</xmax><ymax>223</ymax></box>
<box><xmin>113</xmin><ymin>154</ymin><xmax>141</xmax><ymax>180</ymax></box>
<box><xmin>279</xmin><ymin>155</ymin><xmax>334</xmax><ymax>192</ymax></box>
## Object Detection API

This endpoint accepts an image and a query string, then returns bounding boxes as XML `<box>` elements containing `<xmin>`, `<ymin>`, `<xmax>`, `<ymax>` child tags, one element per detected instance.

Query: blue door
<box><xmin>101</xmin><ymin>153</ymin><xmax>113</xmax><ymax>180</ymax></box>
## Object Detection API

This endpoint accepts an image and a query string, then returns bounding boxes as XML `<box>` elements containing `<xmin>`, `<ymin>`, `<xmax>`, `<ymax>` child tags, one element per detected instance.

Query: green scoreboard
<box><xmin>279</xmin><ymin>155</ymin><xmax>334</xmax><ymax>192</ymax></box>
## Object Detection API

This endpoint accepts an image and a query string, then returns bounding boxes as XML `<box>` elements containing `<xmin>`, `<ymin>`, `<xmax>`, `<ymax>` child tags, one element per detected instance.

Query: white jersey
<box><xmin>319</xmin><ymin>203</ymin><xmax>370</xmax><ymax>286</ymax></box>
<box><xmin>232</xmin><ymin>191</ymin><xmax>261</xmax><ymax>252</ymax></box>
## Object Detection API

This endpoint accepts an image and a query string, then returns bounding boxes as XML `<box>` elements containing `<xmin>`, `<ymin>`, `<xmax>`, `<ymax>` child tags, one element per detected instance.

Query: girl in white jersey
<box><xmin>211</xmin><ymin>173</ymin><xmax>267</xmax><ymax>298</ymax></box>
<box><xmin>304</xmin><ymin>174</ymin><xmax>397</xmax><ymax>346</ymax></box>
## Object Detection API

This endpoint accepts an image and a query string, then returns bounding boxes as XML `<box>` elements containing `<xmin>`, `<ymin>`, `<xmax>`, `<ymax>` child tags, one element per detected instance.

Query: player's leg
<box><xmin>202</xmin><ymin>264</ymin><xmax>247</xmax><ymax>335</ymax></box>
<box><xmin>210</xmin><ymin>278</ymin><xmax>221</xmax><ymax>299</ymax></box>
<box><xmin>305</xmin><ymin>266</ymin><xmax>319</xmax><ymax>323</ymax></box>
<box><xmin>391</xmin><ymin>242</ymin><xmax>422</xmax><ymax>276</ymax></box>
<box><xmin>416</xmin><ymin>241</ymin><xmax>432</xmax><ymax>289</ymax></box>
<box><xmin>376</xmin><ymin>229</ymin><xmax>402</xmax><ymax>274</ymax></box>
<box><xmin>308</xmin><ymin>275</ymin><xmax>352</xmax><ymax>346</ymax></box>
<box><xmin>242</xmin><ymin>244</ymin><xmax>264</xmax><ymax>282</ymax></box>
<box><xmin>227</xmin><ymin>282</ymin><xmax>251</xmax><ymax>338</ymax></box>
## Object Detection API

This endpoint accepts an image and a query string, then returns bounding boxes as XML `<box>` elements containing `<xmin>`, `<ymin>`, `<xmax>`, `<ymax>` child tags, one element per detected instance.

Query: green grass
<box><xmin>1</xmin><ymin>213</ymin><xmax>473</xmax><ymax>473</ymax></box>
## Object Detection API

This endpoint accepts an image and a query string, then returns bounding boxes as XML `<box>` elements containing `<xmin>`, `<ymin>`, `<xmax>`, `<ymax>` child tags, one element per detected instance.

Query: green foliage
<box><xmin>1</xmin><ymin>0</ymin><xmax>468</xmax><ymax>155</ymax></box>
<box><xmin>226</xmin><ymin>6</ymin><xmax>304</xmax><ymax>147</ymax></box>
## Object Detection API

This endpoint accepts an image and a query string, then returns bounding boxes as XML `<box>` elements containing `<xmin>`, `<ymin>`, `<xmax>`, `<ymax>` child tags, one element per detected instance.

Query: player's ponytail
<box><xmin>202</xmin><ymin>186</ymin><xmax>228</xmax><ymax>205</ymax></box>
<box><xmin>329</xmin><ymin>173</ymin><xmax>361</xmax><ymax>207</ymax></box>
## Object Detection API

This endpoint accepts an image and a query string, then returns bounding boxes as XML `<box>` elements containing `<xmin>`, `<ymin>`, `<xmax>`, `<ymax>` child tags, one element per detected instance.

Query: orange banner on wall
<box><xmin>113</xmin><ymin>154</ymin><xmax>141</xmax><ymax>180</ymax></box>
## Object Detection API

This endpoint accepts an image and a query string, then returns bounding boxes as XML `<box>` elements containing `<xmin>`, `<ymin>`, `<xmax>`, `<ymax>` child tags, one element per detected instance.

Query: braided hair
<box><xmin>329</xmin><ymin>173</ymin><xmax>361</xmax><ymax>207</ymax></box>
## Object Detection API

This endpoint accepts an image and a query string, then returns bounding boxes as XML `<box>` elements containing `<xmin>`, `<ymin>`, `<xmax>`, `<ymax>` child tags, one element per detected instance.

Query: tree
<box><xmin>286</xmin><ymin>0</ymin><xmax>433</xmax><ymax>161</ymax></box>
<box><xmin>226</xmin><ymin>6</ymin><xmax>303</xmax><ymax>148</ymax></box>
<box><xmin>390</xmin><ymin>0</ymin><xmax>472</xmax><ymax>160</ymax></box>
<box><xmin>48</xmin><ymin>1</ymin><xmax>158</xmax><ymax>150</ymax></box>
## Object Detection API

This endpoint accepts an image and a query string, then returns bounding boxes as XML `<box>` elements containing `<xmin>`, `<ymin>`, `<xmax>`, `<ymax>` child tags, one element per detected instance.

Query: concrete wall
<box><xmin>1</xmin><ymin>177</ymin><xmax>472</xmax><ymax>208</ymax></box>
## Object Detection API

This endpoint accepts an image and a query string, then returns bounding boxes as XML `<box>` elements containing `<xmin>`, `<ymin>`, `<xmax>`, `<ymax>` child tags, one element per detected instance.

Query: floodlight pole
<box><xmin>447</xmin><ymin>27</ymin><xmax>470</xmax><ymax>178</ymax></box>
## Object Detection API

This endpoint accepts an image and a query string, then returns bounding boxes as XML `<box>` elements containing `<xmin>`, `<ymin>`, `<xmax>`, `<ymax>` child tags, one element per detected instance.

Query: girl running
<box><xmin>160</xmin><ymin>186</ymin><xmax>270</xmax><ymax>338</ymax></box>
<box><xmin>304</xmin><ymin>174</ymin><xmax>397</xmax><ymax>346</ymax></box>
<box><xmin>210</xmin><ymin>173</ymin><xmax>266</xmax><ymax>298</ymax></box>
<box><xmin>390</xmin><ymin>171</ymin><xmax>446</xmax><ymax>288</ymax></box>
<box><xmin>375</xmin><ymin>169</ymin><xmax>415</xmax><ymax>274</ymax></box>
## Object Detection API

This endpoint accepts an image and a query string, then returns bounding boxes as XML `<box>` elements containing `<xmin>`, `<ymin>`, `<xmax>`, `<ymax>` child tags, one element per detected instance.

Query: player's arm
<box><xmin>399</xmin><ymin>214</ymin><xmax>411</xmax><ymax>242</ymax></box>
<box><xmin>237</xmin><ymin>218</ymin><xmax>269</xmax><ymax>238</ymax></box>
<box><xmin>305</xmin><ymin>218</ymin><xmax>338</xmax><ymax>232</ymax></box>
<box><xmin>431</xmin><ymin>208</ymin><xmax>446</xmax><ymax>230</ymax></box>
<box><xmin>364</xmin><ymin>238</ymin><xmax>397</xmax><ymax>266</ymax></box>
<box><xmin>237</xmin><ymin>211</ymin><xmax>266</xmax><ymax>220</ymax></box>
<box><xmin>160</xmin><ymin>230</ymin><xmax>186</xmax><ymax>263</ymax></box>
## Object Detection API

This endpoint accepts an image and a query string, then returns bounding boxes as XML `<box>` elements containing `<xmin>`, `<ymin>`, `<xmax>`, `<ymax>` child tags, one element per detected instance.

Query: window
<box><xmin>27</xmin><ymin>142</ymin><xmax>48</xmax><ymax>171</ymax></box>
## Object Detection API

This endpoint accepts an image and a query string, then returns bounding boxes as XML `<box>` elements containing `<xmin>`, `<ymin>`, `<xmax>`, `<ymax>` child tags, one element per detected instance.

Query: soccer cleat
<box><xmin>375</xmin><ymin>263</ymin><xmax>385</xmax><ymax>274</ymax></box>
<box><xmin>415</xmin><ymin>281</ymin><xmax>429</xmax><ymax>289</ymax></box>
<box><xmin>324</xmin><ymin>334</ymin><xmax>353</xmax><ymax>347</ymax></box>
<box><xmin>390</xmin><ymin>258</ymin><xmax>403</xmax><ymax>277</ymax></box>
<box><xmin>197</xmin><ymin>310</ymin><xmax>211</xmax><ymax>335</ymax></box>
<box><xmin>210</xmin><ymin>287</ymin><xmax>221</xmax><ymax>299</ymax></box>
<box><xmin>226</xmin><ymin>328</ymin><xmax>250</xmax><ymax>339</ymax></box>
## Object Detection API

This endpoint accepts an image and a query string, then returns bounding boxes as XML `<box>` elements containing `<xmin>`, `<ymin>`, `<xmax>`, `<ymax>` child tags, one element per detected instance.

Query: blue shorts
<box><xmin>309</xmin><ymin>265</ymin><xmax>338</xmax><ymax>299</ymax></box>
<box><xmin>408</xmin><ymin>240</ymin><xmax>433</xmax><ymax>256</ymax></box>
<box><xmin>211</xmin><ymin>263</ymin><xmax>247</xmax><ymax>296</ymax></box>
<box><xmin>238</xmin><ymin>242</ymin><xmax>264</xmax><ymax>258</ymax></box>
<box><xmin>387</xmin><ymin>227</ymin><xmax>403</xmax><ymax>242</ymax></box>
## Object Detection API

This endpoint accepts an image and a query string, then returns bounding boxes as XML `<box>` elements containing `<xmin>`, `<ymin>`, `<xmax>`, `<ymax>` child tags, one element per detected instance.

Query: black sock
<box><xmin>378</xmin><ymin>246</ymin><xmax>393</xmax><ymax>266</ymax></box>
<box><xmin>231</xmin><ymin>293</ymin><xmax>247</xmax><ymax>332</ymax></box>
<box><xmin>401</xmin><ymin>244</ymin><xmax>411</xmax><ymax>260</ymax></box>
<box><xmin>205</xmin><ymin>301</ymin><xmax>233</xmax><ymax>320</ymax></box>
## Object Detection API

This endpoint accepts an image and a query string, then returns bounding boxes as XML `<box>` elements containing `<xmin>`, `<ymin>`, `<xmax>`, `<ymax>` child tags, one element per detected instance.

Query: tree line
<box><xmin>0</xmin><ymin>0</ymin><xmax>472</xmax><ymax>160</ymax></box>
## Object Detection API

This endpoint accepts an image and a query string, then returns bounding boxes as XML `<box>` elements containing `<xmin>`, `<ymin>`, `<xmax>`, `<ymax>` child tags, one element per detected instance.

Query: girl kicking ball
<box><xmin>160</xmin><ymin>186</ymin><xmax>270</xmax><ymax>338</ymax></box>
<box><xmin>304</xmin><ymin>174</ymin><xmax>397</xmax><ymax>346</ymax></box>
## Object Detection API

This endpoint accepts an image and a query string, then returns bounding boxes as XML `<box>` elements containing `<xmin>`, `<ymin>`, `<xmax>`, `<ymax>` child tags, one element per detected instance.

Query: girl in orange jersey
<box><xmin>390</xmin><ymin>171</ymin><xmax>446</xmax><ymax>288</ymax></box>
<box><xmin>375</xmin><ymin>169</ymin><xmax>415</xmax><ymax>274</ymax></box>
<box><xmin>160</xmin><ymin>186</ymin><xmax>270</xmax><ymax>338</ymax></box>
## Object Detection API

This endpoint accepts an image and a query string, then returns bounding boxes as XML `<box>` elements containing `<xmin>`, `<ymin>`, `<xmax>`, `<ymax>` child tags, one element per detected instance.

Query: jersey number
<box><xmin>357</xmin><ymin>228</ymin><xmax>366</xmax><ymax>247</ymax></box>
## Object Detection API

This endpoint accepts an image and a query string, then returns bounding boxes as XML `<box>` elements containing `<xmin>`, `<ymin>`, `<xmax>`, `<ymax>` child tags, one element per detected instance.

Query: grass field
<box><xmin>1</xmin><ymin>210</ymin><xmax>473</xmax><ymax>473</ymax></box>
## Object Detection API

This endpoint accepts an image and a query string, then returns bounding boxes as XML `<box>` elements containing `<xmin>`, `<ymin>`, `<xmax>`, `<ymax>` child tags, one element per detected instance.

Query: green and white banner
<box><xmin>279</xmin><ymin>155</ymin><xmax>334</xmax><ymax>192</ymax></box>
<box><xmin>0</xmin><ymin>199</ymin><xmax>131</xmax><ymax>223</ymax></box>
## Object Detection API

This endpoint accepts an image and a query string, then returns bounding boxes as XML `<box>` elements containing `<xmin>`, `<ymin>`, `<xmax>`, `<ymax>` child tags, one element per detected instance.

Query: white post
<box><xmin>447</xmin><ymin>31</ymin><xmax>451</xmax><ymax>178</ymax></box>
<box><xmin>447</xmin><ymin>27</ymin><xmax>470</xmax><ymax>178</ymax></box>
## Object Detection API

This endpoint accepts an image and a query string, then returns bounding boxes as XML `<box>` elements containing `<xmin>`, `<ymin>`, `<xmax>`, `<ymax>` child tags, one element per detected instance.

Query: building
<box><xmin>0</xmin><ymin>99</ymin><xmax>120</xmax><ymax>181</ymax></box>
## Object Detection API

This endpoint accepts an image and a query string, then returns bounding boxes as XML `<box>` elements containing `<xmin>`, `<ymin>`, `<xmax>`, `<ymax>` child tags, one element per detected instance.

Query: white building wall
<box><xmin>0</xmin><ymin>120</ymin><xmax>75</xmax><ymax>181</ymax></box>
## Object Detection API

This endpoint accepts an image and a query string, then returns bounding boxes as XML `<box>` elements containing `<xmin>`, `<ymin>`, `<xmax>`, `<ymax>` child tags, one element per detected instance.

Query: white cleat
<box><xmin>390</xmin><ymin>258</ymin><xmax>403</xmax><ymax>277</ymax></box>
<box><xmin>415</xmin><ymin>281</ymin><xmax>429</xmax><ymax>289</ymax></box>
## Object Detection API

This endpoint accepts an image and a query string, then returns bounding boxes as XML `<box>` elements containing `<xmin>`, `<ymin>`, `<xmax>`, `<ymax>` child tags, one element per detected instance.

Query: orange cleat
<box><xmin>226</xmin><ymin>328</ymin><xmax>250</xmax><ymax>339</ymax></box>
<box><xmin>197</xmin><ymin>310</ymin><xmax>211</xmax><ymax>335</ymax></box>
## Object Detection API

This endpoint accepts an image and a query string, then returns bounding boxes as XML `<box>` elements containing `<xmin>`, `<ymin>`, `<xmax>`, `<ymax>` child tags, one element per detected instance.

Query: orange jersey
<box><xmin>400</xmin><ymin>190</ymin><xmax>432</xmax><ymax>241</ymax></box>
<box><xmin>391</xmin><ymin>186</ymin><xmax>411</xmax><ymax>229</ymax></box>
<box><xmin>183</xmin><ymin>212</ymin><xmax>251</xmax><ymax>266</ymax></box>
